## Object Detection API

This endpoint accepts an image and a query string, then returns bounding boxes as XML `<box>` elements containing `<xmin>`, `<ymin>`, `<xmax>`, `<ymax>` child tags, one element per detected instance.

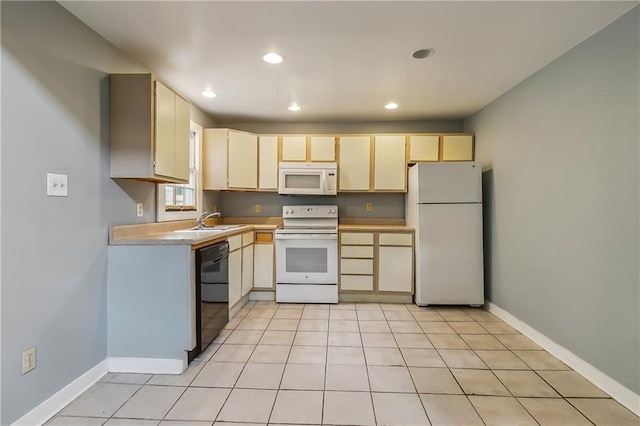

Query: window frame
<box><xmin>156</xmin><ymin>120</ymin><xmax>203</xmax><ymax>222</ymax></box>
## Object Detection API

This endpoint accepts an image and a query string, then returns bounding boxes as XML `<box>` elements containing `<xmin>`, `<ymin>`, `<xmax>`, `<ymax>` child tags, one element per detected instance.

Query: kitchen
<box><xmin>2</xmin><ymin>1</ymin><xmax>639</xmax><ymax>425</ymax></box>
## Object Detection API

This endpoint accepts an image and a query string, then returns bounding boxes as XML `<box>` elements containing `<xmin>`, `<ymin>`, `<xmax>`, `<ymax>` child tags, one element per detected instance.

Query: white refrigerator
<box><xmin>406</xmin><ymin>162</ymin><xmax>484</xmax><ymax>306</ymax></box>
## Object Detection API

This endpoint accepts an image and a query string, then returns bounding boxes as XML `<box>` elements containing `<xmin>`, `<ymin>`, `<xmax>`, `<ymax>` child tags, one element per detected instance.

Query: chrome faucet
<box><xmin>195</xmin><ymin>211</ymin><xmax>222</xmax><ymax>229</ymax></box>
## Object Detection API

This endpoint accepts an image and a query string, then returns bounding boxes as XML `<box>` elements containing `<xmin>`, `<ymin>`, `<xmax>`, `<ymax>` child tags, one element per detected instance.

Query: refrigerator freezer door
<box><xmin>415</xmin><ymin>162</ymin><xmax>482</xmax><ymax>203</ymax></box>
<box><xmin>415</xmin><ymin>203</ymin><xmax>484</xmax><ymax>305</ymax></box>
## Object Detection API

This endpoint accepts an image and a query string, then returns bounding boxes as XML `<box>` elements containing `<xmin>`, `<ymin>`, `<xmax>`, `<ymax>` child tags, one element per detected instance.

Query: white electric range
<box><xmin>275</xmin><ymin>205</ymin><xmax>338</xmax><ymax>303</ymax></box>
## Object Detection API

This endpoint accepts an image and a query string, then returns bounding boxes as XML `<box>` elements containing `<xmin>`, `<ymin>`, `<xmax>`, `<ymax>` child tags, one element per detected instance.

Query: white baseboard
<box><xmin>11</xmin><ymin>356</ymin><xmax>187</xmax><ymax>425</ymax></box>
<box><xmin>485</xmin><ymin>301</ymin><xmax>640</xmax><ymax>416</ymax></box>
<box><xmin>11</xmin><ymin>359</ymin><xmax>109</xmax><ymax>426</ymax></box>
<box><xmin>108</xmin><ymin>357</ymin><xmax>185</xmax><ymax>374</ymax></box>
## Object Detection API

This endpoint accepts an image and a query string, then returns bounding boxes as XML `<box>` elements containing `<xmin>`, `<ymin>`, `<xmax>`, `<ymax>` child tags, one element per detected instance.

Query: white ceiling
<box><xmin>59</xmin><ymin>1</ymin><xmax>637</xmax><ymax>123</ymax></box>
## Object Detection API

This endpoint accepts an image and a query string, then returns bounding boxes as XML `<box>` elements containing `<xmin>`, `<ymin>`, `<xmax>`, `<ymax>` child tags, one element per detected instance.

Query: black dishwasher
<box><xmin>188</xmin><ymin>241</ymin><xmax>229</xmax><ymax>362</ymax></box>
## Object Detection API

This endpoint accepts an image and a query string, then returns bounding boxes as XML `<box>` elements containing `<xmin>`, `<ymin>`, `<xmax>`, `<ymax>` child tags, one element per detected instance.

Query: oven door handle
<box><xmin>275</xmin><ymin>233</ymin><xmax>338</xmax><ymax>240</ymax></box>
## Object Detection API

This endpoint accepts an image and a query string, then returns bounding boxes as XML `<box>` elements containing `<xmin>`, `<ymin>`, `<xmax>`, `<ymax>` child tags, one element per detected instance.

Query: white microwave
<box><xmin>278</xmin><ymin>162</ymin><xmax>337</xmax><ymax>195</ymax></box>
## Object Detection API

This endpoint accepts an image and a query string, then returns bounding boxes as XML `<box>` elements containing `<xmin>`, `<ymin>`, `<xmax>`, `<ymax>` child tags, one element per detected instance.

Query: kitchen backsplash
<box><xmin>204</xmin><ymin>191</ymin><xmax>405</xmax><ymax>218</ymax></box>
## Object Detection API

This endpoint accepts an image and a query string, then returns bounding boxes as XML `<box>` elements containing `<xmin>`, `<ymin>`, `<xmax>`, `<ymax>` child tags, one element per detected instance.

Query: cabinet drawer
<box><xmin>242</xmin><ymin>232</ymin><xmax>254</xmax><ymax>246</ymax></box>
<box><xmin>379</xmin><ymin>233</ymin><xmax>413</xmax><ymax>246</ymax></box>
<box><xmin>341</xmin><ymin>275</ymin><xmax>374</xmax><ymax>291</ymax></box>
<box><xmin>341</xmin><ymin>232</ymin><xmax>374</xmax><ymax>245</ymax></box>
<box><xmin>341</xmin><ymin>245</ymin><xmax>374</xmax><ymax>259</ymax></box>
<box><xmin>341</xmin><ymin>258</ymin><xmax>373</xmax><ymax>275</ymax></box>
<box><xmin>228</xmin><ymin>235</ymin><xmax>242</xmax><ymax>251</ymax></box>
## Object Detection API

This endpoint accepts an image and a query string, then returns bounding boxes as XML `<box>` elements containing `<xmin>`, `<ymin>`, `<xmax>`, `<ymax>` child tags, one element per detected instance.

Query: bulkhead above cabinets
<box><xmin>202</xmin><ymin>129</ymin><xmax>474</xmax><ymax>194</ymax></box>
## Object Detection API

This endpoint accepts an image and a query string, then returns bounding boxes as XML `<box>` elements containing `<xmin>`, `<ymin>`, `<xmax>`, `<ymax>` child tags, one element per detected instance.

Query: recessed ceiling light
<box><xmin>412</xmin><ymin>48</ymin><xmax>435</xmax><ymax>59</ymax></box>
<box><xmin>288</xmin><ymin>104</ymin><xmax>302</xmax><ymax>112</ymax></box>
<box><xmin>263</xmin><ymin>52</ymin><xmax>283</xmax><ymax>64</ymax></box>
<box><xmin>201</xmin><ymin>90</ymin><xmax>217</xmax><ymax>98</ymax></box>
<box><xmin>385</xmin><ymin>102</ymin><xmax>398</xmax><ymax>110</ymax></box>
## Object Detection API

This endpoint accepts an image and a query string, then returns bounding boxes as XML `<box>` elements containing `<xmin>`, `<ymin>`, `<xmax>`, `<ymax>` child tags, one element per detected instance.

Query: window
<box><xmin>156</xmin><ymin>121</ymin><xmax>202</xmax><ymax>222</ymax></box>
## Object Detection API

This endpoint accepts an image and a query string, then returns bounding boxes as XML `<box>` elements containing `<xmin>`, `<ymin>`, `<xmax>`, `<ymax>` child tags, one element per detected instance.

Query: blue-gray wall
<box><xmin>0</xmin><ymin>2</ymin><xmax>216</xmax><ymax>424</ymax></box>
<box><xmin>465</xmin><ymin>6</ymin><xmax>639</xmax><ymax>394</ymax></box>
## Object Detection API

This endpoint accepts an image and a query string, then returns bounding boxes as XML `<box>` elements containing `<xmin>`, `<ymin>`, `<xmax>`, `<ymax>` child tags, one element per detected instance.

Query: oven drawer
<box><xmin>341</xmin><ymin>275</ymin><xmax>374</xmax><ymax>291</ymax></box>
<box><xmin>341</xmin><ymin>245</ymin><xmax>373</xmax><ymax>258</ymax></box>
<box><xmin>341</xmin><ymin>258</ymin><xmax>373</xmax><ymax>275</ymax></box>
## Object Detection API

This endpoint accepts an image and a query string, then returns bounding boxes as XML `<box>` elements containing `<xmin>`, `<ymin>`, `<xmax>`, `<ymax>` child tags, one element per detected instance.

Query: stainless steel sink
<box><xmin>173</xmin><ymin>225</ymin><xmax>242</xmax><ymax>232</ymax></box>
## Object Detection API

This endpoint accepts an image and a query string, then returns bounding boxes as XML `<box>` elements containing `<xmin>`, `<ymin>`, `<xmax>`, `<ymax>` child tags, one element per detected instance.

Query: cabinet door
<box><xmin>409</xmin><ymin>135</ymin><xmax>439</xmax><ymax>162</ymax></box>
<box><xmin>173</xmin><ymin>94</ymin><xmax>191</xmax><ymax>181</ymax></box>
<box><xmin>338</xmin><ymin>136</ymin><xmax>371</xmax><ymax>191</ymax></box>
<box><xmin>202</xmin><ymin>129</ymin><xmax>228</xmax><ymax>190</ymax></box>
<box><xmin>242</xmin><ymin>245</ymin><xmax>254</xmax><ymax>296</ymax></box>
<box><xmin>442</xmin><ymin>135</ymin><xmax>474</xmax><ymax>161</ymax></box>
<box><xmin>281</xmin><ymin>136</ymin><xmax>306</xmax><ymax>161</ymax></box>
<box><xmin>154</xmin><ymin>81</ymin><xmax>175</xmax><ymax>178</ymax></box>
<box><xmin>228</xmin><ymin>249</ymin><xmax>242</xmax><ymax>307</ymax></box>
<box><xmin>253</xmin><ymin>244</ymin><xmax>274</xmax><ymax>289</ymax></box>
<box><xmin>378</xmin><ymin>246</ymin><xmax>413</xmax><ymax>292</ymax></box>
<box><xmin>228</xmin><ymin>131</ymin><xmax>258</xmax><ymax>188</ymax></box>
<box><xmin>259</xmin><ymin>136</ymin><xmax>279</xmax><ymax>190</ymax></box>
<box><xmin>374</xmin><ymin>135</ymin><xmax>406</xmax><ymax>191</ymax></box>
<box><xmin>310</xmin><ymin>136</ymin><xmax>336</xmax><ymax>161</ymax></box>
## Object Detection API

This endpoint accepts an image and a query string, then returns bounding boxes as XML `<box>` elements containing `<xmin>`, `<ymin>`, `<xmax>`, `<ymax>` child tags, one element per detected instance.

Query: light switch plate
<box><xmin>47</xmin><ymin>173</ymin><xmax>68</xmax><ymax>197</ymax></box>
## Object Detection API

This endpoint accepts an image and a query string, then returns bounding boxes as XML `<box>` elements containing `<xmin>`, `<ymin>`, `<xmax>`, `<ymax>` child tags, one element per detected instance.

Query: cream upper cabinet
<box><xmin>373</xmin><ymin>135</ymin><xmax>407</xmax><ymax>191</ymax></box>
<box><xmin>409</xmin><ymin>135</ymin><xmax>440</xmax><ymax>162</ymax></box>
<box><xmin>259</xmin><ymin>135</ymin><xmax>278</xmax><ymax>190</ymax></box>
<box><xmin>228</xmin><ymin>131</ymin><xmax>258</xmax><ymax>189</ymax></box>
<box><xmin>338</xmin><ymin>136</ymin><xmax>371</xmax><ymax>191</ymax></box>
<box><xmin>310</xmin><ymin>136</ymin><xmax>336</xmax><ymax>161</ymax></box>
<box><xmin>281</xmin><ymin>136</ymin><xmax>306</xmax><ymax>161</ymax></box>
<box><xmin>203</xmin><ymin>129</ymin><xmax>258</xmax><ymax>190</ymax></box>
<box><xmin>202</xmin><ymin>128</ymin><xmax>229</xmax><ymax>190</ymax></box>
<box><xmin>110</xmin><ymin>74</ymin><xmax>190</xmax><ymax>183</ymax></box>
<box><xmin>442</xmin><ymin>135</ymin><xmax>474</xmax><ymax>161</ymax></box>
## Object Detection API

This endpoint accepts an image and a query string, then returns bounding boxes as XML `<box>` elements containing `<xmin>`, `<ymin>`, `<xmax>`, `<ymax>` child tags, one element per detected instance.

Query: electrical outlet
<box><xmin>22</xmin><ymin>347</ymin><xmax>36</xmax><ymax>374</ymax></box>
<box><xmin>47</xmin><ymin>173</ymin><xmax>68</xmax><ymax>197</ymax></box>
<box><xmin>366</xmin><ymin>202</ymin><xmax>373</xmax><ymax>211</ymax></box>
<box><xmin>136</xmin><ymin>203</ymin><xmax>144</xmax><ymax>217</ymax></box>
<box><xmin>255</xmin><ymin>204</ymin><xmax>261</xmax><ymax>213</ymax></box>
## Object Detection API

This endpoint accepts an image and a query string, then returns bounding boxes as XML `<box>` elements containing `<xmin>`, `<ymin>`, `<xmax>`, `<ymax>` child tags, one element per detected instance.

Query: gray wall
<box><xmin>465</xmin><ymin>7</ymin><xmax>639</xmax><ymax>394</ymax></box>
<box><xmin>0</xmin><ymin>2</ymin><xmax>216</xmax><ymax>423</ymax></box>
<box><xmin>217</xmin><ymin>192</ymin><xmax>405</xmax><ymax>218</ymax></box>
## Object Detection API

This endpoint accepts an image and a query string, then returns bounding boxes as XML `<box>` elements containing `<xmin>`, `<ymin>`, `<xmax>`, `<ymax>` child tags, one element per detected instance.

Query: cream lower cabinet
<box><xmin>253</xmin><ymin>231</ymin><xmax>275</xmax><ymax>290</ymax></box>
<box><xmin>377</xmin><ymin>233</ymin><xmax>413</xmax><ymax>293</ymax></box>
<box><xmin>339</xmin><ymin>230</ymin><xmax>414</xmax><ymax>296</ymax></box>
<box><xmin>241</xmin><ymin>232</ymin><xmax>254</xmax><ymax>296</ymax></box>
<box><xmin>228</xmin><ymin>235</ymin><xmax>243</xmax><ymax>308</ymax></box>
<box><xmin>340</xmin><ymin>232</ymin><xmax>374</xmax><ymax>291</ymax></box>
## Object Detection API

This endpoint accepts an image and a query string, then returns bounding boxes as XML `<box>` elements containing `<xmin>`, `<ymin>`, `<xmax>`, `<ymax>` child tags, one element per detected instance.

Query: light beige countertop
<box><xmin>109</xmin><ymin>219</ymin><xmax>412</xmax><ymax>247</ymax></box>
<box><xmin>109</xmin><ymin>222</ymin><xmax>278</xmax><ymax>247</ymax></box>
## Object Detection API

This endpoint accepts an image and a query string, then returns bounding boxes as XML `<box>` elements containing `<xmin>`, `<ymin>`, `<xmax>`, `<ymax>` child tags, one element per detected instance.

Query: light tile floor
<box><xmin>48</xmin><ymin>301</ymin><xmax>640</xmax><ymax>426</ymax></box>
